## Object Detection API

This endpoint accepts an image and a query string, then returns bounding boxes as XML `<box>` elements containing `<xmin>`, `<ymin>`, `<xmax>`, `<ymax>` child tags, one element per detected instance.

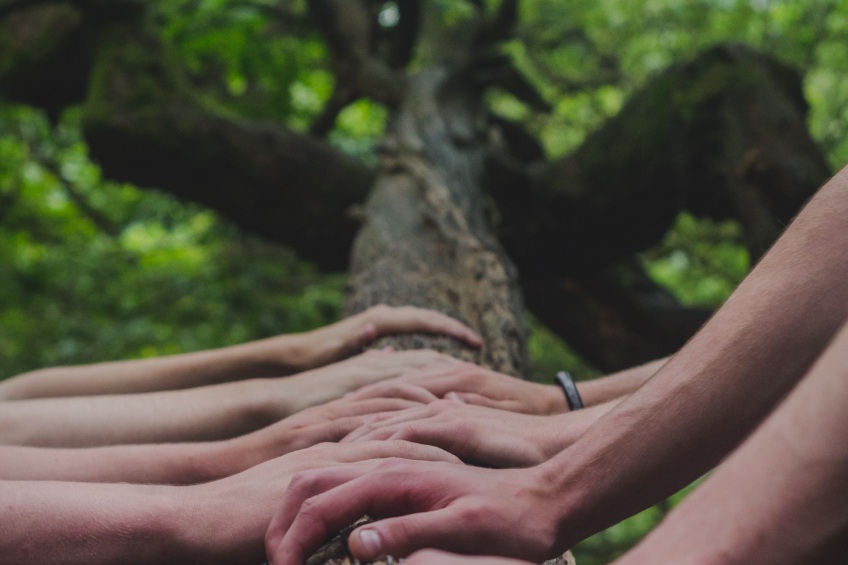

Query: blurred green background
<box><xmin>1</xmin><ymin>1</ymin><xmax>846</xmax><ymax>562</ymax></box>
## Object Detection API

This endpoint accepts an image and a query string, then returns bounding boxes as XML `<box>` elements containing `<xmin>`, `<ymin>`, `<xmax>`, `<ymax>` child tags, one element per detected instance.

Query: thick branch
<box><xmin>491</xmin><ymin>44</ymin><xmax>831</xmax><ymax>275</ymax></box>
<box><xmin>82</xmin><ymin>23</ymin><xmax>374</xmax><ymax>270</ymax></box>
<box><xmin>524</xmin><ymin>261</ymin><xmax>711</xmax><ymax>372</ymax></box>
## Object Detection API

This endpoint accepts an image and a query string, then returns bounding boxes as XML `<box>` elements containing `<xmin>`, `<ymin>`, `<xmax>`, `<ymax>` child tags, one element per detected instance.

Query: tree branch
<box><xmin>82</xmin><ymin>21</ymin><xmax>375</xmax><ymax>270</ymax></box>
<box><xmin>490</xmin><ymin>44</ymin><xmax>831</xmax><ymax>276</ymax></box>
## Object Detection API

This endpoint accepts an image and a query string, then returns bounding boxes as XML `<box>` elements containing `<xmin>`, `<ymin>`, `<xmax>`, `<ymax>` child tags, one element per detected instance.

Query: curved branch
<box><xmin>491</xmin><ymin>44</ymin><xmax>831</xmax><ymax>276</ymax></box>
<box><xmin>82</xmin><ymin>22</ymin><xmax>375</xmax><ymax>271</ymax></box>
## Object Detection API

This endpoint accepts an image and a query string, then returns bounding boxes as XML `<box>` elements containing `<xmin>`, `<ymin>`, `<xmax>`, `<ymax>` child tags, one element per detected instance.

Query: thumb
<box><xmin>348</xmin><ymin>510</ymin><xmax>458</xmax><ymax>562</ymax></box>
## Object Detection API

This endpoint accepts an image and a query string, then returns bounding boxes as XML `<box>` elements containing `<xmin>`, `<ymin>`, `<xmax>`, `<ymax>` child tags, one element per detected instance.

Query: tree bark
<box><xmin>344</xmin><ymin>64</ymin><xmax>530</xmax><ymax>375</ymax></box>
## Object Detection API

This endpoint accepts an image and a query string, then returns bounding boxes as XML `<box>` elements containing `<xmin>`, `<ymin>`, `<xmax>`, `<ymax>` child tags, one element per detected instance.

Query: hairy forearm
<box><xmin>618</xmin><ymin>320</ymin><xmax>848</xmax><ymax>565</ymax></box>
<box><xmin>0</xmin><ymin>442</ymin><xmax>236</xmax><ymax>484</ymax></box>
<box><xmin>542</xmin><ymin>167</ymin><xmax>848</xmax><ymax>548</ymax></box>
<box><xmin>0</xmin><ymin>334</ymin><xmax>306</xmax><ymax>401</ymax></box>
<box><xmin>0</xmin><ymin>481</ymin><xmax>203</xmax><ymax>565</ymax></box>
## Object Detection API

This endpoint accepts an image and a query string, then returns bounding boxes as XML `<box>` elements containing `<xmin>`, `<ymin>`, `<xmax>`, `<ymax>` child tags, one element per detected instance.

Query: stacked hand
<box><xmin>349</xmin><ymin>362</ymin><xmax>567</xmax><ymax>415</ymax></box>
<box><xmin>264</xmin><ymin>459</ymin><xmax>564</xmax><ymax>565</ymax></box>
<box><xmin>343</xmin><ymin>398</ymin><xmax>559</xmax><ymax>467</ymax></box>
<box><xmin>293</xmin><ymin>305</ymin><xmax>482</xmax><ymax>370</ymax></box>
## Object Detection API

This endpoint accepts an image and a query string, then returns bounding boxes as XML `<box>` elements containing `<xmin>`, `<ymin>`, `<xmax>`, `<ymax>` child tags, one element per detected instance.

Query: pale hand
<box><xmin>295</xmin><ymin>305</ymin><xmax>482</xmax><ymax>370</ymax></box>
<box><xmin>350</xmin><ymin>362</ymin><xmax>567</xmax><ymax>415</ymax></box>
<box><xmin>264</xmin><ymin>459</ymin><xmax>563</xmax><ymax>565</ymax></box>
<box><xmin>343</xmin><ymin>398</ymin><xmax>560</xmax><ymax>467</ymax></box>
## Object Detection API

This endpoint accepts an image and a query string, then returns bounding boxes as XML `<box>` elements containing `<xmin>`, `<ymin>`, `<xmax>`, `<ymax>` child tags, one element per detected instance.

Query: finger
<box><xmin>348</xmin><ymin>507</ymin><xmax>468</xmax><ymax>562</ymax></box>
<box><xmin>271</xmin><ymin>460</ymin><xmax>458</xmax><ymax>565</ymax></box>
<box><xmin>335</xmin><ymin>397</ymin><xmax>423</xmax><ymax>417</ymax></box>
<box><xmin>373</xmin><ymin>307</ymin><xmax>483</xmax><ymax>348</ymax></box>
<box><xmin>350</xmin><ymin>381</ymin><xmax>440</xmax><ymax>404</ymax></box>
<box><xmin>404</xmin><ymin>549</ymin><xmax>472</xmax><ymax>565</ymax></box>
<box><xmin>387</xmin><ymin>422</ymin><xmax>475</xmax><ymax>461</ymax></box>
<box><xmin>445</xmin><ymin>391</ymin><xmax>507</xmax><ymax>410</ymax></box>
<box><xmin>265</xmin><ymin>461</ymin><xmax>378</xmax><ymax>564</ymax></box>
<box><xmin>406</xmin><ymin>550</ymin><xmax>529</xmax><ymax>565</ymax></box>
<box><xmin>342</xmin><ymin>401</ymin><xmax>453</xmax><ymax>442</ymax></box>
<box><xmin>342</xmin><ymin>425</ymin><xmax>395</xmax><ymax>443</ymax></box>
<box><xmin>399</xmin><ymin>363</ymin><xmax>464</xmax><ymax>383</ymax></box>
<box><xmin>332</xmin><ymin>440</ymin><xmax>462</xmax><ymax>465</ymax></box>
<box><xmin>342</xmin><ymin>413</ymin><xmax>412</xmax><ymax>443</ymax></box>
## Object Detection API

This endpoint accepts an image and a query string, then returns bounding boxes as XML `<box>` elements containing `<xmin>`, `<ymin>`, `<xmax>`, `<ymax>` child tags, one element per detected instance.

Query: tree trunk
<box><xmin>310</xmin><ymin>5</ymin><xmax>572</xmax><ymax>562</ymax></box>
<box><xmin>344</xmin><ymin>67</ymin><xmax>530</xmax><ymax>376</ymax></box>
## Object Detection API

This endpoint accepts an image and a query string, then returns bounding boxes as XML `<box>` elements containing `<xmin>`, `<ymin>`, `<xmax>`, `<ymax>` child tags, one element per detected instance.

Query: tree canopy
<box><xmin>1</xmin><ymin>0</ymin><xmax>846</xmax><ymax>562</ymax></box>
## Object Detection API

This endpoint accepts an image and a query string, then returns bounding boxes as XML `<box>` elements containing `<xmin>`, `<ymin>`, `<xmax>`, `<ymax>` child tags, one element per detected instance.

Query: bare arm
<box><xmin>615</xmin><ymin>319</ymin><xmax>848</xmax><ymax>565</ymax></box>
<box><xmin>0</xmin><ymin>396</ymin><xmax>423</xmax><ymax>484</ymax></box>
<box><xmin>542</xmin><ymin>166</ymin><xmax>848</xmax><ymax>547</ymax></box>
<box><xmin>577</xmin><ymin>357</ymin><xmax>666</xmax><ymax>407</ymax></box>
<box><xmin>0</xmin><ymin>349</ymin><xmax>457</xmax><ymax>447</ymax></box>
<box><xmin>0</xmin><ymin>441</ymin><xmax>460</xmax><ymax>565</ymax></box>
<box><xmin>0</xmin><ymin>305</ymin><xmax>481</xmax><ymax>401</ymax></box>
<box><xmin>265</xmin><ymin>166</ymin><xmax>848</xmax><ymax>564</ymax></box>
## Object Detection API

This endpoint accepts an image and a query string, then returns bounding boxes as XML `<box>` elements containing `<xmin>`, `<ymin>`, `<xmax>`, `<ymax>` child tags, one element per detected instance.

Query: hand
<box><xmin>296</xmin><ymin>305</ymin><xmax>483</xmax><ymax>369</ymax></box>
<box><xmin>265</xmin><ymin>460</ymin><xmax>564</xmax><ymax>565</ymax></box>
<box><xmin>351</xmin><ymin>362</ymin><xmax>567</xmax><ymax>415</ymax></box>
<box><xmin>343</xmin><ymin>398</ymin><xmax>561</xmax><ymax>467</ymax></box>
<box><xmin>236</xmin><ymin>396</ymin><xmax>428</xmax><ymax>468</ymax></box>
<box><xmin>188</xmin><ymin>441</ymin><xmax>462</xmax><ymax>563</ymax></box>
<box><xmin>287</xmin><ymin>349</ymin><xmax>462</xmax><ymax>412</ymax></box>
<box><xmin>405</xmin><ymin>550</ymin><xmax>534</xmax><ymax>565</ymax></box>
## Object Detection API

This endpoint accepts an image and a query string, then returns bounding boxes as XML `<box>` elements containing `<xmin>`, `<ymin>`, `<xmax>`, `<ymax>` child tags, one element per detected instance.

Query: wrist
<box><xmin>177</xmin><ymin>481</ymin><xmax>265</xmax><ymax>563</ymax></box>
<box><xmin>533</xmin><ymin>455</ymin><xmax>598</xmax><ymax>550</ymax></box>
<box><xmin>538</xmin><ymin>413</ymin><xmax>582</xmax><ymax>460</ymax></box>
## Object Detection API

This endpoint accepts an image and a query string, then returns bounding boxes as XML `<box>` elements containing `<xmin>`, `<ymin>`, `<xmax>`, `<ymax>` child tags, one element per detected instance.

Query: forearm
<box><xmin>0</xmin><ymin>350</ymin><xmax>452</xmax><ymax>447</ymax></box>
<box><xmin>617</xmin><ymin>320</ymin><xmax>848</xmax><ymax>565</ymax></box>
<box><xmin>0</xmin><ymin>334</ymin><xmax>306</xmax><ymax>401</ymax></box>
<box><xmin>0</xmin><ymin>378</ymin><xmax>287</xmax><ymax>446</ymax></box>
<box><xmin>540</xmin><ymin>399</ymin><xmax>622</xmax><ymax>459</ymax></box>
<box><xmin>0</xmin><ymin>441</ymin><xmax>242</xmax><ymax>484</ymax></box>
<box><xmin>541</xmin><ymin>167</ymin><xmax>848</xmax><ymax>548</ymax></box>
<box><xmin>0</xmin><ymin>481</ymin><xmax>210</xmax><ymax>565</ymax></box>
<box><xmin>577</xmin><ymin>357</ymin><xmax>667</xmax><ymax>406</ymax></box>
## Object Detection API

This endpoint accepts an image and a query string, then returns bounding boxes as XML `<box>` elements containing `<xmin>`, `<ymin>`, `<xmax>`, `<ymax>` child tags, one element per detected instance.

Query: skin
<box><xmin>0</xmin><ymin>348</ymin><xmax>459</xmax><ymax>447</ymax></box>
<box><xmin>349</xmin><ymin>357</ymin><xmax>661</xmax><ymax>414</ymax></box>
<box><xmin>343</xmin><ymin>397</ymin><xmax>620</xmax><ymax>467</ymax></box>
<box><xmin>265</xmin><ymin>165</ymin><xmax>848</xmax><ymax>565</ymax></box>
<box><xmin>614</xmin><ymin>319</ymin><xmax>848</xmax><ymax>565</ymax></box>
<box><xmin>0</xmin><ymin>396</ymin><xmax>424</xmax><ymax>483</ymax></box>
<box><xmin>0</xmin><ymin>441</ymin><xmax>461</xmax><ymax>565</ymax></box>
<box><xmin>373</xmin><ymin>321</ymin><xmax>848</xmax><ymax>565</ymax></box>
<box><xmin>404</xmin><ymin>550</ymin><xmax>527</xmax><ymax>565</ymax></box>
<box><xmin>0</xmin><ymin>304</ymin><xmax>482</xmax><ymax>401</ymax></box>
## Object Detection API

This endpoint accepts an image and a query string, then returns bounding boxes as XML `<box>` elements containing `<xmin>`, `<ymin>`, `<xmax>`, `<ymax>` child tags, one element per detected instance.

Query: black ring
<box><xmin>555</xmin><ymin>370</ymin><xmax>584</xmax><ymax>411</ymax></box>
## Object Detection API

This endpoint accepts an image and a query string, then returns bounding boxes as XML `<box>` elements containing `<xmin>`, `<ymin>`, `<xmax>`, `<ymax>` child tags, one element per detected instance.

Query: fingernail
<box><xmin>359</xmin><ymin>529</ymin><xmax>383</xmax><ymax>557</ymax></box>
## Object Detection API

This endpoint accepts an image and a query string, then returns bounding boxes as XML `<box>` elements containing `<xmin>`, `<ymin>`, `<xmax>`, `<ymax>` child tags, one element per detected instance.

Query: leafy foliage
<box><xmin>1</xmin><ymin>0</ymin><xmax>846</xmax><ymax>562</ymax></box>
<box><xmin>0</xmin><ymin>106</ymin><xmax>344</xmax><ymax>379</ymax></box>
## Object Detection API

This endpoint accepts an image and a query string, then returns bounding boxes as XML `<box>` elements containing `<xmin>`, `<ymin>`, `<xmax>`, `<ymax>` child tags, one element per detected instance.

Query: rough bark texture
<box><xmin>344</xmin><ymin>67</ymin><xmax>530</xmax><ymax>375</ymax></box>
